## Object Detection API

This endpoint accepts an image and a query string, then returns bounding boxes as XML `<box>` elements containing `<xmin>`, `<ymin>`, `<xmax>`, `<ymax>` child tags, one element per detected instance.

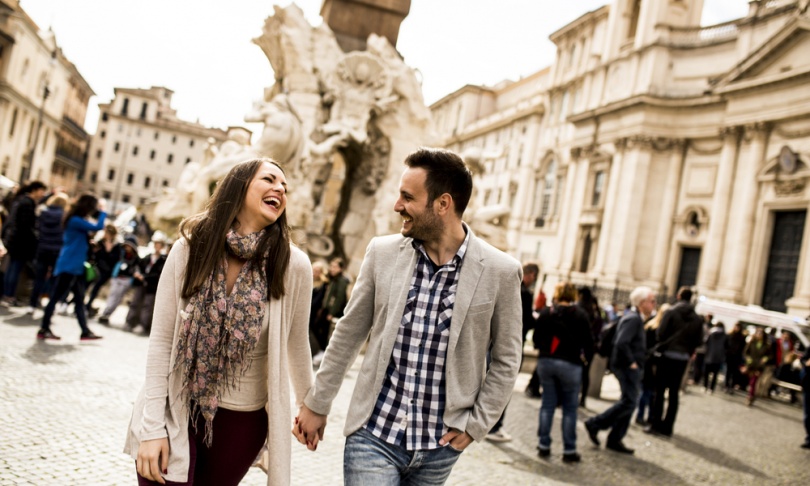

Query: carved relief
<box><xmin>774</xmin><ymin>179</ymin><xmax>806</xmax><ymax>196</ymax></box>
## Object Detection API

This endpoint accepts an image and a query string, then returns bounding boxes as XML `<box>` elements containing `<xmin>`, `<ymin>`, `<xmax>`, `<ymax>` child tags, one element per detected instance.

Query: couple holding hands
<box><xmin>126</xmin><ymin>149</ymin><xmax>523</xmax><ymax>486</ymax></box>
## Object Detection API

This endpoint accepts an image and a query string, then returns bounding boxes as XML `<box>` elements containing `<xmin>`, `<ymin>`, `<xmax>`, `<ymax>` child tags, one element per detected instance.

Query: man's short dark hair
<box><xmin>523</xmin><ymin>263</ymin><xmax>539</xmax><ymax>275</ymax></box>
<box><xmin>21</xmin><ymin>180</ymin><xmax>46</xmax><ymax>194</ymax></box>
<box><xmin>330</xmin><ymin>257</ymin><xmax>345</xmax><ymax>270</ymax></box>
<box><xmin>404</xmin><ymin>148</ymin><xmax>472</xmax><ymax>217</ymax></box>
<box><xmin>677</xmin><ymin>286</ymin><xmax>693</xmax><ymax>302</ymax></box>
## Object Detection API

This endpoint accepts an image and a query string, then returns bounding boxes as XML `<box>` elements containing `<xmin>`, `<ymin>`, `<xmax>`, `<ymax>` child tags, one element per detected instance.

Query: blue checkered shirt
<box><xmin>365</xmin><ymin>229</ymin><xmax>470</xmax><ymax>450</ymax></box>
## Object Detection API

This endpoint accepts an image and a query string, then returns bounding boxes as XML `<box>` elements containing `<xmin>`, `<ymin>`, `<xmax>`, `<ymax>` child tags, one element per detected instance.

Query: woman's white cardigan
<box><xmin>124</xmin><ymin>239</ymin><xmax>314</xmax><ymax>485</ymax></box>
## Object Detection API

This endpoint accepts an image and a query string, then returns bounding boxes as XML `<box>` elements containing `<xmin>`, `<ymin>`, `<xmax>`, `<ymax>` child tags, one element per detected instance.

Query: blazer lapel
<box><xmin>376</xmin><ymin>239</ymin><xmax>418</xmax><ymax>383</ymax></box>
<box><xmin>448</xmin><ymin>235</ymin><xmax>483</xmax><ymax>354</ymax></box>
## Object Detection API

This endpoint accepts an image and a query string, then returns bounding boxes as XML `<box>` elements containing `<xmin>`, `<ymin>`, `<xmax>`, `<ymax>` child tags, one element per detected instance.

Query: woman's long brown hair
<box><xmin>179</xmin><ymin>158</ymin><xmax>291</xmax><ymax>300</ymax></box>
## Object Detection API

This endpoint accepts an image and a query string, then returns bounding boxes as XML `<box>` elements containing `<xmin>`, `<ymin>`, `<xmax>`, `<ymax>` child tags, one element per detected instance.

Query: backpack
<box><xmin>597</xmin><ymin>319</ymin><xmax>619</xmax><ymax>358</ymax></box>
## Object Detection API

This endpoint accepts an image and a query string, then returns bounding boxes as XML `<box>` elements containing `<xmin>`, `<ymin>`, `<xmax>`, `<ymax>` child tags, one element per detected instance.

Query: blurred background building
<box><xmin>432</xmin><ymin>0</ymin><xmax>810</xmax><ymax>316</ymax></box>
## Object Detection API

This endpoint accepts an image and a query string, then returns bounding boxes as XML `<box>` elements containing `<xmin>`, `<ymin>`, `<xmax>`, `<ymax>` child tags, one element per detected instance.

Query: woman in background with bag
<box><xmin>743</xmin><ymin>327</ymin><xmax>774</xmax><ymax>405</ymax></box>
<box><xmin>534</xmin><ymin>282</ymin><xmax>594</xmax><ymax>462</ymax></box>
<box><xmin>36</xmin><ymin>194</ymin><xmax>106</xmax><ymax>341</ymax></box>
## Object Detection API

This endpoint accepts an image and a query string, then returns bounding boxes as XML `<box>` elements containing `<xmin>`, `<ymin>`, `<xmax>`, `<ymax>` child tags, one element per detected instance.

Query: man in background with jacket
<box><xmin>645</xmin><ymin>287</ymin><xmax>705</xmax><ymax>437</ymax></box>
<box><xmin>585</xmin><ymin>286</ymin><xmax>656</xmax><ymax>454</ymax></box>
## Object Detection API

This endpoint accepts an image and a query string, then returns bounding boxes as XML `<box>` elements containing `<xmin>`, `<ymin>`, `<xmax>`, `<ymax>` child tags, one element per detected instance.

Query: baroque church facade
<box><xmin>431</xmin><ymin>0</ymin><xmax>810</xmax><ymax>316</ymax></box>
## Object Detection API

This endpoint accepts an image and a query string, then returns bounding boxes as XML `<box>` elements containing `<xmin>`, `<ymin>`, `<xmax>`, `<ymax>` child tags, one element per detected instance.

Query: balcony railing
<box><xmin>658</xmin><ymin>20</ymin><xmax>739</xmax><ymax>47</ymax></box>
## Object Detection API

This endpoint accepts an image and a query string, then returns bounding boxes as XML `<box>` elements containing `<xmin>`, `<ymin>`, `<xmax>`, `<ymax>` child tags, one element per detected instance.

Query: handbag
<box><xmin>84</xmin><ymin>262</ymin><xmax>100</xmax><ymax>283</ymax></box>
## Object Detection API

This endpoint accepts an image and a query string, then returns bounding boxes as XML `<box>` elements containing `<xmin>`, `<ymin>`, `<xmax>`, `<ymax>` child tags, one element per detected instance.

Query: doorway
<box><xmin>761</xmin><ymin>210</ymin><xmax>806</xmax><ymax>312</ymax></box>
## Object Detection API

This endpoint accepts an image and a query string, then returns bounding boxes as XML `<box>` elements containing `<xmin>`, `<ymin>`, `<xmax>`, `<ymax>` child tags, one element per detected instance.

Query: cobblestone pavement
<box><xmin>1</xmin><ymin>304</ymin><xmax>808</xmax><ymax>485</ymax></box>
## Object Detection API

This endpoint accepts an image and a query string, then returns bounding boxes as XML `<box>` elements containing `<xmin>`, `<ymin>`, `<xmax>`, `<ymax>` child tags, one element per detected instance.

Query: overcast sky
<box><xmin>21</xmin><ymin>0</ymin><xmax>748</xmax><ymax>135</ymax></box>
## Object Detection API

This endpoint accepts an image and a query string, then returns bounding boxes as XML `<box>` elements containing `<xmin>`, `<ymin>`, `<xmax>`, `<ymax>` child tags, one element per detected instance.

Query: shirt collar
<box><xmin>411</xmin><ymin>223</ymin><xmax>470</xmax><ymax>268</ymax></box>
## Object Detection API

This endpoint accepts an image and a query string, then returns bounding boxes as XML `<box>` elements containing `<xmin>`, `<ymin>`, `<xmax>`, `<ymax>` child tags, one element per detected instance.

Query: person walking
<box><xmin>311</xmin><ymin>257</ymin><xmax>350</xmax><ymax>362</ymax></box>
<box><xmin>743</xmin><ymin>327</ymin><xmax>773</xmax><ymax>406</ymax></box>
<box><xmin>703</xmin><ymin>321</ymin><xmax>727</xmax><ymax>393</ymax></box>
<box><xmin>636</xmin><ymin>303</ymin><xmax>669</xmax><ymax>426</ymax></box>
<box><xmin>28</xmin><ymin>192</ymin><xmax>69</xmax><ymax>313</ymax></box>
<box><xmin>576</xmin><ymin>286</ymin><xmax>602</xmax><ymax>408</ymax></box>
<box><xmin>585</xmin><ymin>286</ymin><xmax>656</xmax><ymax>454</ymax></box>
<box><xmin>295</xmin><ymin>148</ymin><xmax>523</xmax><ymax>484</ymax></box>
<box><xmin>645</xmin><ymin>287</ymin><xmax>705</xmax><ymax>437</ymax></box>
<box><xmin>534</xmin><ymin>282</ymin><xmax>593</xmax><ymax>462</ymax></box>
<box><xmin>725</xmin><ymin>322</ymin><xmax>747</xmax><ymax>392</ymax></box>
<box><xmin>124</xmin><ymin>232</ymin><xmax>168</xmax><ymax>334</ymax></box>
<box><xmin>97</xmin><ymin>235</ymin><xmax>140</xmax><ymax>325</ymax></box>
<box><xmin>125</xmin><ymin>158</ymin><xmax>314</xmax><ymax>485</ymax></box>
<box><xmin>36</xmin><ymin>194</ymin><xmax>106</xmax><ymax>341</ymax></box>
<box><xmin>2</xmin><ymin>181</ymin><xmax>47</xmax><ymax>306</ymax></box>
<box><xmin>86</xmin><ymin>223</ymin><xmax>122</xmax><ymax>317</ymax></box>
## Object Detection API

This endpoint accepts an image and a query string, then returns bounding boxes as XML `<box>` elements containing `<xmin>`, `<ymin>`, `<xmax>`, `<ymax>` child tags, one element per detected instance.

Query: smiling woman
<box><xmin>124</xmin><ymin>158</ymin><xmax>314</xmax><ymax>486</ymax></box>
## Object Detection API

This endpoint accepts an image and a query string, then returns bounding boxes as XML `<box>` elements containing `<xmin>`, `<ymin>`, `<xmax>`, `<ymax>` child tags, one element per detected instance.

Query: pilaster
<box><xmin>602</xmin><ymin>136</ymin><xmax>653</xmax><ymax>280</ymax></box>
<box><xmin>649</xmin><ymin>139</ymin><xmax>687</xmax><ymax>283</ymax></box>
<box><xmin>716</xmin><ymin>123</ymin><xmax>771</xmax><ymax>301</ymax></box>
<box><xmin>592</xmin><ymin>138</ymin><xmax>626</xmax><ymax>275</ymax></box>
<box><xmin>696</xmin><ymin>127</ymin><xmax>742</xmax><ymax>293</ymax></box>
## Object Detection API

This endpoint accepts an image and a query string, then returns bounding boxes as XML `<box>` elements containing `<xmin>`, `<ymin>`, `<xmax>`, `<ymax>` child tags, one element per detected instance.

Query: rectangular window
<box><xmin>185</xmin><ymin>157</ymin><xmax>191</xmax><ymax>164</ymax></box>
<box><xmin>107</xmin><ymin>169</ymin><xmax>115</xmax><ymax>181</ymax></box>
<box><xmin>150</xmin><ymin>150</ymin><xmax>156</xmax><ymax>160</ymax></box>
<box><xmin>592</xmin><ymin>171</ymin><xmax>606</xmax><ymax>207</ymax></box>
<box><xmin>133</xmin><ymin>146</ymin><xmax>139</xmax><ymax>156</ymax></box>
<box><xmin>90</xmin><ymin>172</ymin><xmax>97</xmax><ymax>183</ymax></box>
<box><xmin>102</xmin><ymin>190</ymin><xmax>112</xmax><ymax>199</ymax></box>
<box><xmin>162</xmin><ymin>179</ymin><xmax>169</xmax><ymax>187</ymax></box>
<box><xmin>96</xmin><ymin>149</ymin><xmax>102</xmax><ymax>158</ymax></box>
<box><xmin>121</xmin><ymin>98</ymin><xmax>129</xmax><ymax>116</ymax></box>
<box><xmin>100</xmin><ymin>130</ymin><xmax>106</xmax><ymax>139</ymax></box>
<box><xmin>8</xmin><ymin>108</ymin><xmax>17</xmax><ymax>137</ymax></box>
<box><xmin>122</xmin><ymin>194</ymin><xmax>130</xmax><ymax>203</ymax></box>
<box><xmin>189</xmin><ymin>139</ymin><xmax>195</xmax><ymax>147</ymax></box>
<box><xmin>101</xmin><ymin>112</ymin><xmax>108</xmax><ymax>122</ymax></box>
<box><xmin>167</xmin><ymin>153</ymin><xmax>173</xmax><ymax>163</ymax></box>
<box><xmin>140</xmin><ymin>102</ymin><xmax>148</xmax><ymax>120</ymax></box>
<box><xmin>154</xmin><ymin>131</ymin><xmax>159</xmax><ymax>140</ymax></box>
<box><xmin>171</xmin><ymin>135</ymin><xmax>177</xmax><ymax>144</ymax></box>
<box><xmin>127</xmin><ymin>172</ymin><xmax>134</xmax><ymax>185</ymax></box>
<box><xmin>114</xmin><ymin>142</ymin><xmax>120</xmax><ymax>152</ymax></box>
<box><xmin>144</xmin><ymin>176</ymin><xmax>151</xmax><ymax>188</ymax></box>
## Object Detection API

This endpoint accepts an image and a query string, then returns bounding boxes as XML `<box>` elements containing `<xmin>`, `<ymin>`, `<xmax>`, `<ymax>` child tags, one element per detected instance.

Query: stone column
<box><xmin>716</xmin><ymin>123</ymin><xmax>770</xmax><ymax>301</ymax></box>
<box><xmin>649</xmin><ymin>139</ymin><xmax>687</xmax><ymax>284</ymax></box>
<box><xmin>510</xmin><ymin>115</ymin><xmax>542</xmax><ymax>233</ymax></box>
<box><xmin>696</xmin><ymin>127</ymin><xmax>741</xmax><ymax>293</ymax></box>
<box><xmin>556</xmin><ymin>151</ymin><xmax>585</xmax><ymax>276</ymax></box>
<box><xmin>602</xmin><ymin>137</ymin><xmax>653</xmax><ymax>280</ymax></box>
<box><xmin>592</xmin><ymin>138</ymin><xmax>626</xmax><ymax>275</ymax></box>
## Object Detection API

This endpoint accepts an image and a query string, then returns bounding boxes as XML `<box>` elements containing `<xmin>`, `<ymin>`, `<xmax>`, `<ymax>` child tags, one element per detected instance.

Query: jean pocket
<box><xmin>446</xmin><ymin>444</ymin><xmax>464</xmax><ymax>453</ymax></box>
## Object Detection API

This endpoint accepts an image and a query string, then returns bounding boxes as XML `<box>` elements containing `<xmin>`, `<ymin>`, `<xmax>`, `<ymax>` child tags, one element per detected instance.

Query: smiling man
<box><xmin>295</xmin><ymin>147</ymin><xmax>523</xmax><ymax>485</ymax></box>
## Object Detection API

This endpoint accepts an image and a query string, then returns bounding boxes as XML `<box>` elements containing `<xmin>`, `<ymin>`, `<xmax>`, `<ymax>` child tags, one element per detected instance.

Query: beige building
<box><xmin>86</xmin><ymin>86</ymin><xmax>228</xmax><ymax>211</ymax></box>
<box><xmin>432</xmin><ymin>0</ymin><xmax>810</xmax><ymax>316</ymax></box>
<box><xmin>0</xmin><ymin>0</ymin><xmax>88</xmax><ymax>187</ymax></box>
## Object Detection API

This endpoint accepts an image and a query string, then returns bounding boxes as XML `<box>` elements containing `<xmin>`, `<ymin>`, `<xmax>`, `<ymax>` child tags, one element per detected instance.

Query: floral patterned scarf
<box><xmin>174</xmin><ymin>229</ymin><xmax>268</xmax><ymax>446</ymax></box>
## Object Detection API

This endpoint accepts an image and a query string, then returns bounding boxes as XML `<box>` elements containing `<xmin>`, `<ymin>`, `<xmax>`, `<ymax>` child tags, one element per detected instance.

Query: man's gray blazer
<box><xmin>304</xmin><ymin>229</ymin><xmax>523</xmax><ymax>441</ymax></box>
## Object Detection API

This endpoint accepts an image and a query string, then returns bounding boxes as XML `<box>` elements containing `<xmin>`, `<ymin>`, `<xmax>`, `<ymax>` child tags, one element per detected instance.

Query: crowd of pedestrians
<box><xmin>0</xmin><ymin>181</ymin><xmax>168</xmax><ymax>342</ymax></box>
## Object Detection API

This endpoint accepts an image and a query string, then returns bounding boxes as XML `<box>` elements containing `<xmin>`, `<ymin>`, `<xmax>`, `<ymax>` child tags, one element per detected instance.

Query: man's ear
<box><xmin>434</xmin><ymin>193</ymin><xmax>453</xmax><ymax>215</ymax></box>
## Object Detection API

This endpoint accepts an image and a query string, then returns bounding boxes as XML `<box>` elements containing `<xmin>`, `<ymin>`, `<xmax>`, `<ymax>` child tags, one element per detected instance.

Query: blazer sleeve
<box><xmin>139</xmin><ymin>240</ymin><xmax>186</xmax><ymax>441</ymax></box>
<box><xmin>304</xmin><ymin>238</ymin><xmax>378</xmax><ymax>415</ymax></box>
<box><xmin>464</xmin><ymin>262</ymin><xmax>523</xmax><ymax>441</ymax></box>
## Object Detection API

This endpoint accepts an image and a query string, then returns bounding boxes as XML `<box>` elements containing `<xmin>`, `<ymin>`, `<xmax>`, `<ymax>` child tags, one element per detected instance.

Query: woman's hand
<box><xmin>136</xmin><ymin>438</ymin><xmax>169</xmax><ymax>484</ymax></box>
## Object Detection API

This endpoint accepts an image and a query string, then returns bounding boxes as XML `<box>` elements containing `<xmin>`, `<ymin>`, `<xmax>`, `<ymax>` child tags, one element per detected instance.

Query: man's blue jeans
<box><xmin>3</xmin><ymin>258</ymin><xmax>26</xmax><ymax>299</ymax></box>
<box><xmin>588</xmin><ymin>367</ymin><xmax>641</xmax><ymax>445</ymax></box>
<box><xmin>536</xmin><ymin>358</ymin><xmax>582</xmax><ymax>454</ymax></box>
<box><xmin>344</xmin><ymin>427</ymin><xmax>462</xmax><ymax>486</ymax></box>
